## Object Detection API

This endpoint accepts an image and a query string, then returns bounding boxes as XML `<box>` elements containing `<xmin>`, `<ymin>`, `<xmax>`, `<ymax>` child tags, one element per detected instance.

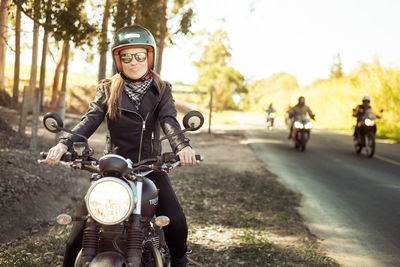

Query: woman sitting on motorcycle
<box><xmin>44</xmin><ymin>25</ymin><xmax>195</xmax><ymax>267</ymax></box>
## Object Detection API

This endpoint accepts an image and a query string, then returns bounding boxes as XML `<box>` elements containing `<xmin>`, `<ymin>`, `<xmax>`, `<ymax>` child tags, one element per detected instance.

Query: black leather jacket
<box><xmin>60</xmin><ymin>80</ymin><xmax>190</xmax><ymax>163</ymax></box>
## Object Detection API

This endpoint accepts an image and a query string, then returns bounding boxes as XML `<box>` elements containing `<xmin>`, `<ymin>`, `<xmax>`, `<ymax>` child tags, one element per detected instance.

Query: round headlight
<box><xmin>294</xmin><ymin>121</ymin><xmax>303</xmax><ymax>129</ymax></box>
<box><xmin>85</xmin><ymin>178</ymin><xmax>136</xmax><ymax>225</ymax></box>
<box><xmin>305</xmin><ymin>122</ymin><xmax>313</xmax><ymax>129</ymax></box>
<box><xmin>364</xmin><ymin>118</ymin><xmax>375</xmax><ymax>126</ymax></box>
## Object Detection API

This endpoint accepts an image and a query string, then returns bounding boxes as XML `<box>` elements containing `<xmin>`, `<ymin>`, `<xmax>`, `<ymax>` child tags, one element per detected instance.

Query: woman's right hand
<box><xmin>44</xmin><ymin>143</ymin><xmax>68</xmax><ymax>166</ymax></box>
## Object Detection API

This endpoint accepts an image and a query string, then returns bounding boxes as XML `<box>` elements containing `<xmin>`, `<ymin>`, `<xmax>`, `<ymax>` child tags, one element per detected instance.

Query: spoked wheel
<box><xmin>300</xmin><ymin>134</ymin><xmax>307</xmax><ymax>152</ymax></box>
<box><xmin>354</xmin><ymin>136</ymin><xmax>362</xmax><ymax>154</ymax></box>
<box><xmin>74</xmin><ymin>249</ymin><xmax>83</xmax><ymax>267</ymax></box>
<box><xmin>354</xmin><ymin>143</ymin><xmax>362</xmax><ymax>154</ymax></box>
<box><xmin>365</xmin><ymin>133</ymin><xmax>375</xmax><ymax>158</ymax></box>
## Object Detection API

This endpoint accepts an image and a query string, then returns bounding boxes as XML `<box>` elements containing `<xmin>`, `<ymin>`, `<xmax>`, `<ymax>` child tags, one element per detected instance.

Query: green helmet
<box><xmin>111</xmin><ymin>25</ymin><xmax>157</xmax><ymax>72</ymax></box>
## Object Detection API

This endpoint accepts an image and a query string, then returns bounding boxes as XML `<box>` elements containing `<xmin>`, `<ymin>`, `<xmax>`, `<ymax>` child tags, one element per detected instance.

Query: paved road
<box><xmin>233</xmin><ymin>112</ymin><xmax>400</xmax><ymax>267</ymax></box>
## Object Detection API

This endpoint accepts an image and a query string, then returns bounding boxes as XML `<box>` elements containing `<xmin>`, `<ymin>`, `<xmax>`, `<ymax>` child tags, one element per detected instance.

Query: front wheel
<box><xmin>365</xmin><ymin>133</ymin><xmax>375</xmax><ymax>158</ymax></box>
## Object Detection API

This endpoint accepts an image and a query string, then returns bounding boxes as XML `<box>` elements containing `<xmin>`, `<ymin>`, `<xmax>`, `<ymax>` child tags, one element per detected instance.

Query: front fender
<box><xmin>89</xmin><ymin>251</ymin><xmax>127</xmax><ymax>267</ymax></box>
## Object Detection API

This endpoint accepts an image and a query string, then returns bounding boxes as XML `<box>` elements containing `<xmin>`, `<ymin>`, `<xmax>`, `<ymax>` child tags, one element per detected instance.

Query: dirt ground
<box><xmin>0</xmin><ymin>105</ymin><xmax>264</xmax><ymax>246</ymax></box>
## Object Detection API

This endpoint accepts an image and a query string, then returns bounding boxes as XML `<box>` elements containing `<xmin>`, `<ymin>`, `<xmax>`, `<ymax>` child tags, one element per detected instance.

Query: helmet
<box><xmin>111</xmin><ymin>25</ymin><xmax>157</xmax><ymax>73</ymax></box>
<box><xmin>362</xmin><ymin>95</ymin><xmax>371</xmax><ymax>102</ymax></box>
<box><xmin>298</xmin><ymin>96</ymin><xmax>305</xmax><ymax>104</ymax></box>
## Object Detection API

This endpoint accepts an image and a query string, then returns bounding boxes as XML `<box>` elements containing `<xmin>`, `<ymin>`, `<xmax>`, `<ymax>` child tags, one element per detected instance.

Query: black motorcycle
<box><xmin>38</xmin><ymin>111</ymin><xmax>204</xmax><ymax>267</ymax></box>
<box><xmin>266</xmin><ymin>112</ymin><xmax>275</xmax><ymax>131</ymax></box>
<box><xmin>354</xmin><ymin>110</ymin><xmax>380</xmax><ymax>158</ymax></box>
<box><xmin>291</xmin><ymin>115</ymin><xmax>313</xmax><ymax>152</ymax></box>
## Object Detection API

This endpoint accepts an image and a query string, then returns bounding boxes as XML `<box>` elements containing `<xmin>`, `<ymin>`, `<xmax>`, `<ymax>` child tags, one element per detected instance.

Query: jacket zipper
<box><xmin>119</xmin><ymin>107</ymin><xmax>150</xmax><ymax>162</ymax></box>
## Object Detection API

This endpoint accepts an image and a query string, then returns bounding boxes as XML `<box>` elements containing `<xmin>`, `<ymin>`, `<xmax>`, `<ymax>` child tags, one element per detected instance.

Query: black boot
<box><xmin>171</xmin><ymin>255</ymin><xmax>188</xmax><ymax>267</ymax></box>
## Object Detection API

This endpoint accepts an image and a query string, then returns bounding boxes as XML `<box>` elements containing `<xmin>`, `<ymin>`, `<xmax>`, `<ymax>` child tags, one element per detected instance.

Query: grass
<box><xmin>0</xmin><ymin>163</ymin><xmax>338</xmax><ymax>266</ymax></box>
<box><xmin>172</xmin><ymin>165</ymin><xmax>338</xmax><ymax>266</ymax></box>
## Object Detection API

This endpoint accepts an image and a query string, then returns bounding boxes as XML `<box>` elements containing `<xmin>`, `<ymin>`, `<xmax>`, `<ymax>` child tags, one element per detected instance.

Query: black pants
<box><xmin>63</xmin><ymin>171</ymin><xmax>188</xmax><ymax>266</ymax></box>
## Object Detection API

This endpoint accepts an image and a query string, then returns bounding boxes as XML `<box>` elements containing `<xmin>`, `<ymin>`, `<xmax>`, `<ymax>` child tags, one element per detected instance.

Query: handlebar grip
<box><xmin>173</xmin><ymin>154</ymin><xmax>203</xmax><ymax>162</ymax></box>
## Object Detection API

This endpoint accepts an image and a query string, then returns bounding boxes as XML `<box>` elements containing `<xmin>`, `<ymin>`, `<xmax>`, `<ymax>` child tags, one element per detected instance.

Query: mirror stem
<box><xmin>53</xmin><ymin>124</ymin><xmax>89</xmax><ymax>143</ymax></box>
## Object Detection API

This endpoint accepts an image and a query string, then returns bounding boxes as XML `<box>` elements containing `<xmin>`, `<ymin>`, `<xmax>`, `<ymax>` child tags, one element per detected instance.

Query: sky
<box><xmin>6</xmin><ymin>0</ymin><xmax>400</xmax><ymax>88</ymax></box>
<box><xmin>161</xmin><ymin>0</ymin><xmax>400</xmax><ymax>87</ymax></box>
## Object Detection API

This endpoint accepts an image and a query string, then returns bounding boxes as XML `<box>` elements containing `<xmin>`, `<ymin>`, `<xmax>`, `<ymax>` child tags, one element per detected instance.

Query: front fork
<box><xmin>127</xmin><ymin>176</ymin><xmax>145</xmax><ymax>266</ymax></box>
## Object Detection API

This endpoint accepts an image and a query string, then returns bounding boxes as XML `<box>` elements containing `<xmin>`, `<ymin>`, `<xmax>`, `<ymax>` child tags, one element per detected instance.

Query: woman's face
<box><xmin>120</xmin><ymin>47</ymin><xmax>149</xmax><ymax>80</ymax></box>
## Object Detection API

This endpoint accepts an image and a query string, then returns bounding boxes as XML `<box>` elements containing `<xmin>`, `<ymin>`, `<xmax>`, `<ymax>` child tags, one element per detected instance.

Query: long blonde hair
<box><xmin>102</xmin><ymin>70</ymin><xmax>167</xmax><ymax>120</ymax></box>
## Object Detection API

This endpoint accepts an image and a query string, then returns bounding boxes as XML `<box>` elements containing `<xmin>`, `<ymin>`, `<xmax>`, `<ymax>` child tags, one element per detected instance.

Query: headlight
<box><xmin>364</xmin><ymin>118</ymin><xmax>375</xmax><ymax>126</ymax></box>
<box><xmin>85</xmin><ymin>177</ymin><xmax>136</xmax><ymax>225</ymax></box>
<box><xmin>294</xmin><ymin>121</ymin><xmax>304</xmax><ymax>129</ymax></box>
<box><xmin>269</xmin><ymin>113</ymin><xmax>275</xmax><ymax>118</ymax></box>
<box><xmin>304</xmin><ymin>122</ymin><xmax>313</xmax><ymax>129</ymax></box>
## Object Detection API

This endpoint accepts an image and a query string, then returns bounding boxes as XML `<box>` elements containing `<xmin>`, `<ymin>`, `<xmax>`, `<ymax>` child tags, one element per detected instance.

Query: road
<box><xmin>233</xmin><ymin>112</ymin><xmax>400</xmax><ymax>267</ymax></box>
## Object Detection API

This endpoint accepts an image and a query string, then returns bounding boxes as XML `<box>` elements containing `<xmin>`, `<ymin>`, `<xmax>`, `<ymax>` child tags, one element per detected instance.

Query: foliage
<box><xmin>241</xmin><ymin>72</ymin><xmax>299</xmax><ymax>114</ymax></box>
<box><xmin>243</xmin><ymin>62</ymin><xmax>400</xmax><ymax>139</ymax></box>
<box><xmin>330</xmin><ymin>53</ymin><xmax>343</xmax><ymax>79</ymax></box>
<box><xmin>193</xmin><ymin>29</ymin><xmax>246</xmax><ymax>111</ymax></box>
<box><xmin>304</xmin><ymin>62</ymin><xmax>400</xmax><ymax>139</ymax></box>
<box><xmin>12</xmin><ymin>0</ymin><xmax>97</xmax><ymax>45</ymax></box>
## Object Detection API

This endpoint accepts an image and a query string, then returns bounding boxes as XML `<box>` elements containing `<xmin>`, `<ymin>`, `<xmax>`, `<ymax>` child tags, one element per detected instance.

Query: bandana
<box><xmin>124</xmin><ymin>77</ymin><xmax>153</xmax><ymax>109</ymax></box>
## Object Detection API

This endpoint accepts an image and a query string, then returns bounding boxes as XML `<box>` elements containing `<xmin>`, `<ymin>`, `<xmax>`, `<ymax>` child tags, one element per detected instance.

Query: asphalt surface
<box><xmin>233</xmin><ymin>113</ymin><xmax>400</xmax><ymax>267</ymax></box>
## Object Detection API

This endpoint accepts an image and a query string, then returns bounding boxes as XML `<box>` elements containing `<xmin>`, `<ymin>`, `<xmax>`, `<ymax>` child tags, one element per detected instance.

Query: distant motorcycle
<box><xmin>291</xmin><ymin>115</ymin><xmax>313</xmax><ymax>152</ymax></box>
<box><xmin>354</xmin><ymin>109</ymin><xmax>381</xmax><ymax>158</ymax></box>
<box><xmin>266</xmin><ymin>112</ymin><xmax>275</xmax><ymax>131</ymax></box>
<box><xmin>38</xmin><ymin>111</ymin><xmax>204</xmax><ymax>267</ymax></box>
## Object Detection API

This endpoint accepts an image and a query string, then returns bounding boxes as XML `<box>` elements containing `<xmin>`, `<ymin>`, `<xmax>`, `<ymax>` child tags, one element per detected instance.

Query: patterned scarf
<box><xmin>124</xmin><ymin>77</ymin><xmax>153</xmax><ymax>109</ymax></box>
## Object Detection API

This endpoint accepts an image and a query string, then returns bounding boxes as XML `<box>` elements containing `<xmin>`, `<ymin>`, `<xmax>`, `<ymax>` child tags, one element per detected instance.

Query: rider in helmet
<box><xmin>44</xmin><ymin>25</ymin><xmax>195</xmax><ymax>267</ymax></box>
<box><xmin>352</xmin><ymin>95</ymin><xmax>379</xmax><ymax>138</ymax></box>
<box><xmin>288</xmin><ymin>96</ymin><xmax>315</xmax><ymax>139</ymax></box>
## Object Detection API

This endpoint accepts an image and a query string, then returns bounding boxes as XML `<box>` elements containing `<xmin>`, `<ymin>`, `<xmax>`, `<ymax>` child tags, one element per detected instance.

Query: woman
<box><xmin>44</xmin><ymin>25</ymin><xmax>195</xmax><ymax>267</ymax></box>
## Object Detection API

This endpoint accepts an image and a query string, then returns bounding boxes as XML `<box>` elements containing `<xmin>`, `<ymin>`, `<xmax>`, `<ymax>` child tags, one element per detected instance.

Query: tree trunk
<box><xmin>12</xmin><ymin>5</ymin><xmax>21</xmax><ymax>108</ymax></box>
<box><xmin>28</xmin><ymin>4</ymin><xmax>40</xmax><ymax>146</ymax></box>
<box><xmin>98</xmin><ymin>0</ymin><xmax>111</xmax><ymax>82</ymax></box>
<box><xmin>56</xmin><ymin>41</ymin><xmax>70</xmax><ymax>142</ymax></box>
<box><xmin>39</xmin><ymin>30</ymin><xmax>48</xmax><ymax>110</ymax></box>
<box><xmin>0</xmin><ymin>0</ymin><xmax>9</xmax><ymax>92</ymax></box>
<box><xmin>51</xmin><ymin>42</ymin><xmax>67</xmax><ymax>110</ymax></box>
<box><xmin>155</xmin><ymin>0</ymin><xmax>167</xmax><ymax>74</ymax></box>
<box><xmin>39</xmin><ymin>0</ymin><xmax>52</xmax><ymax>110</ymax></box>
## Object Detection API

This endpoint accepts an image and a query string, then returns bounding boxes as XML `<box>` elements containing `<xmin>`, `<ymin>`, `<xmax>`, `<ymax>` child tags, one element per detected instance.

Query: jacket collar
<box><xmin>119</xmin><ymin>82</ymin><xmax>160</xmax><ymax>115</ymax></box>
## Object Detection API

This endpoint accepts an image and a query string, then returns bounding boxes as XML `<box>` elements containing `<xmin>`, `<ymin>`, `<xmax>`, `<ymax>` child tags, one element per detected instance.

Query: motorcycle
<box><xmin>38</xmin><ymin>110</ymin><xmax>204</xmax><ymax>267</ymax></box>
<box><xmin>291</xmin><ymin>115</ymin><xmax>313</xmax><ymax>152</ymax></box>
<box><xmin>354</xmin><ymin>109</ymin><xmax>380</xmax><ymax>158</ymax></box>
<box><xmin>266</xmin><ymin>112</ymin><xmax>275</xmax><ymax>131</ymax></box>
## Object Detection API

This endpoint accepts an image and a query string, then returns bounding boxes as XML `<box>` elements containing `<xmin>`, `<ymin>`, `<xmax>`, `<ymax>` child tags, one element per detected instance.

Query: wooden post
<box><xmin>18</xmin><ymin>85</ymin><xmax>29</xmax><ymax>135</ymax></box>
<box><xmin>208</xmin><ymin>86</ymin><xmax>214</xmax><ymax>134</ymax></box>
<box><xmin>30</xmin><ymin>87</ymin><xmax>41</xmax><ymax>150</ymax></box>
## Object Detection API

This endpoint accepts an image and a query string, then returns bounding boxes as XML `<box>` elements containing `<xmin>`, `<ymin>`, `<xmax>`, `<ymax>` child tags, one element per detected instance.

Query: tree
<box><xmin>0</xmin><ymin>0</ymin><xmax>9</xmax><ymax>94</ymax></box>
<box><xmin>98</xmin><ymin>0</ymin><xmax>111</xmax><ymax>82</ymax></box>
<box><xmin>193</xmin><ymin>29</ymin><xmax>245</xmax><ymax>111</ymax></box>
<box><xmin>330</xmin><ymin>52</ymin><xmax>343</xmax><ymax>78</ymax></box>
<box><xmin>38</xmin><ymin>0</ymin><xmax>52</xmax><ymax>110</ymax></box>
<box><xmin>12</xmin><ymin>3</ymin><xmax>21</xmax><ymax>107</ymax></box>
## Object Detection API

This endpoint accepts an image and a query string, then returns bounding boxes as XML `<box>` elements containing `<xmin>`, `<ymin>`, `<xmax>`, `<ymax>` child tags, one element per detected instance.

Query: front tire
<box><xmin>365</xmin><ymin>133</ymin><xmax>375</xmax><ymax>158</ymax></box>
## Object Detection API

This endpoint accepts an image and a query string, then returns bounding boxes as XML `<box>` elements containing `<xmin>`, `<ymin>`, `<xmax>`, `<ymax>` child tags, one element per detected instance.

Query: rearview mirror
<box><xmin>182</xmin><ymin>111</ymin><xmax>204</xmax><ymax>131</ymax></box>
<box><xmin>43</xmin><ymin>112</ymin><xmax>64</xmax><ymax>133</ymax></box>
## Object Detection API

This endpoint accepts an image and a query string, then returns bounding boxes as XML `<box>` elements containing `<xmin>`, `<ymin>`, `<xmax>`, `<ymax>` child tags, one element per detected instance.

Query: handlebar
<box><xmin>38</xmin><ymin>150</ymin><xmax>203</xmax><ymax>174</ymax></box>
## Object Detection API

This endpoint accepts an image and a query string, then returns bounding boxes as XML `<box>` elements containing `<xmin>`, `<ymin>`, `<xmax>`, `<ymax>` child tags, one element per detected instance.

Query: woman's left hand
<box><xmin>176</xmin><ymin>146</ymin><xmax>196</xmax><ymax>166</ymax></box>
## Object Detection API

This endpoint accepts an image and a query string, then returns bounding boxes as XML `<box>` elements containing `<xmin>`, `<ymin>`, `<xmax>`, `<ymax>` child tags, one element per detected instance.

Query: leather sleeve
<box><xmin>59</xmin><ymin>85</ymin><xmax>108</xmax><ymax>149</ymax></box>
<box><xmin>157</xmin><ymin>83</ymin><xmax>191</xmax><ymax>153</ymax></box>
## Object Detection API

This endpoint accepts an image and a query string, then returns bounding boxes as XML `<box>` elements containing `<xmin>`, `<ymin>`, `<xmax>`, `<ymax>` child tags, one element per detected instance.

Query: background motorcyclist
<box><xmin>352</xmin><ymin>95</ymin><xmax>380</xmax><ymax>138</ymax></box>
<box><xmin>288</xmin><ymin>96</ymin><xmax>315</xmax><ymax>139</ymax></box>
<box><xmin>266</xmin><ymin>103</ymin><xmax>275</xmax><ymax>115</ymax></box>
<box><xmin>44</xmin><ymin>25</ymin><xmax>193</xmax><ymax>267</ymax></box>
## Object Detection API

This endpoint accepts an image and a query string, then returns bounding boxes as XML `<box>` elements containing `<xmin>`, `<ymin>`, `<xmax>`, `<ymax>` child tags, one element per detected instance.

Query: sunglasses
<box><xmin>120</xmin><ymin>52</ymin><xmax>147</xmax><ymax>64</ymax></box>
